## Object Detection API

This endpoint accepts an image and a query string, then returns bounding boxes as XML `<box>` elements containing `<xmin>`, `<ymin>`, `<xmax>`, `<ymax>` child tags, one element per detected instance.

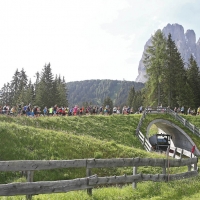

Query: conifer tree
<box><xmin>161</xmin><ymin>33</ymin><xmax>188</xmax><ymax>108</ymax></box>
<box><xmin>10</xmin><ymin>69</ymin><xmax>20</xmax><ymax>105</ymax></box>
<box><xmin>132</xmin><ymin>90</ymin><xmax>143</xmax><ymax>113</ymax></box>
<box><xmin>0</xmin><ymin>83</ymin><xmax>11</xmax><ymax>105</ymax></box>
<box><xmin>144</xmin><ymin>30</ymin><xmax>167</xmax><ymax>107</ymax></box>
<box><xmin>23</xmin><ymin>79</ymin><xmax>35</xmax><ymax>106</ymax></box>
<box><xmin>127</xmin><ymin>86</ymin><xmax>135</xmax><ymax>107</ymax></box>
<box><xmin>174</xmin><ymin>51</ymin><xmax>187</xmax><ymax>107</ymax></box>
<box><xmin>35</xmin><ymin>63</ymin><xmax>54</xmax><ymax>109</ymax></box>
<box><xmin>163</xmin><ymin>34</ymin><xmax>179</xmax><ymax>107</ymax></box>
<box><xmin>58</xmin><ymin>76</ymin><xmax>68</xmax><ymax>107</ymax></box>
<box><xmin>186</xmin><ymin>55</ymin><xmax>200</xmax><ymax>109</ymax></box>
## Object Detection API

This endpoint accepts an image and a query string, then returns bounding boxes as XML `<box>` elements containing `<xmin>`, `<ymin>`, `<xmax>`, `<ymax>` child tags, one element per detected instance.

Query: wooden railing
<box><xmin>143</xmin><ymin>107</ymin><xmax>200</xmax><ymax>137</ymax></box>
<box><xmin>0</xmin><ymin>158</ymin><xmax>198</xmax><ymax>199</ymax></box>
<box><xmin>136</xmin><ymin>108</ymin><xmax>197</xmax><ymax>158</ymax></box>
<box><xmin>166</xmin><ymin>109</ymin><xmax>200</xmax><ymax>137</ymax></box>
<box><xmin>137</xmin><ymin>130</ymin><xmax>152</xmax><ymax>151</ymax></box>
<box><xmin>137</xmin><ymin>130</ymin><xmax>195</xmax><ymax>159</ymax></box>
<box><xmin>169</xmin><ymin>146</ymin><xmax>195</xmax><ymax>159</ymax></box>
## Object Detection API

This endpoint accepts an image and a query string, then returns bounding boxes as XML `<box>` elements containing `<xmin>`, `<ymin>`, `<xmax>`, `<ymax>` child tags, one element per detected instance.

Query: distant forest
<box><xmin>66</xmin><ymin>80</ymin><xmax>144</xmax><ymax>107</ymax></box>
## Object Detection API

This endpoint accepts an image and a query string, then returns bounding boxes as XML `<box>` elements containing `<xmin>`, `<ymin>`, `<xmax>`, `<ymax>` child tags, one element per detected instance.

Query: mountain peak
<box><xmin>136</xmin><ymin>23</ymin><xmax>200</xmax><ymax>83</ymax></box>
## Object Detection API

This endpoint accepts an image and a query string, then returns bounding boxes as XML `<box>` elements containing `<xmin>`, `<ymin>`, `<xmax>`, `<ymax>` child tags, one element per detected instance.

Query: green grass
<box><xmin>0</xmin><ymin>115</ymin><xmax>166</xmax><ymax>183</ymax></box>
<box><xmin>0</xmin><ymin>114</ymin><xmax>200</xmax><ymax>199</ymax></box>
<box><xmin>0</xmin><ymin>114</ymin><xmax>142</xmax><ymax>149</ymax></box>
<box><xmin>1</xmin><ymin>175</ymin><xmax>200</xmax><ymax>200</ymax></box>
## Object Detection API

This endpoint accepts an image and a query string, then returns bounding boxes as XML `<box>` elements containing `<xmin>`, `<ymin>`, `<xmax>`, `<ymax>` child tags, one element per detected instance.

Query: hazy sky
<box><xmin>0</xmin><ymin>0</ymin><xmax>200</xmax><ymax>88</ymax></box>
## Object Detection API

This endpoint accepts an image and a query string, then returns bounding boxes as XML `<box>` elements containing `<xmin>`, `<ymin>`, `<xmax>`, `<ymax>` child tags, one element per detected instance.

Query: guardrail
<box><xmin>169</xmin><ymin>146</ymin><xmax>196</xmax><ymax>159</ymax></box>
<box><xmin>138</xmin><ymin>130</ymin><xmax>152</xmax><ymax>151</ymax></box>
<box><xmin>136</xmin><ymin>108</ymin><xmax>197</xmax><ymax>158</ymax></box>
<box><xmin>144</xmin><ymin>107</ymin><xmax>200</xmax><ymax>137</ymax></box>
<box><xmin>0</xmin><ymin>158</ymin><xmax>198</xmax><ymax>199</ymax></box>
<box><xmin>167</xmin><ymin>109</ymin><xmax>200</xmax><ymax>137</ymax></box>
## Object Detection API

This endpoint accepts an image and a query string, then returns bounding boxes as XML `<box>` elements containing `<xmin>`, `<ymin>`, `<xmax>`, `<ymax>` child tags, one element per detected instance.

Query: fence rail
<box><xmin>0</xmin><ymin>157</ymin><xmax>198</xmax><ymax>198</ymax></box>
<box><xmin>166</xmin><ymin>109</ymin><xmax>200</xmax><ymax>137</ymax></box>
<box><xmin>138</xmin><ymin>131</ymin><xmax>152</xmax><ymax>151</ymax></box>
<box><xmin>136</xmin><ymin>108</ymin><xmax>197</xmax><ymax>159</ymax></box>
<box><xmin>0</xmin><ymin>171</ymin><xmax>198</xmax><ymax>196</ymax></box>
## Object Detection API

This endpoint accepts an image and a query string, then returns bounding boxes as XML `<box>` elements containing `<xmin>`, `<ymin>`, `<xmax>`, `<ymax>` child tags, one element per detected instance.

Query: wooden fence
<box><xmin>136</xmin><ymin>108</ymin><xmax>198</xmax><ymax>157</ymax></box>
<box><xmin>142</xmin><ymin>107</ymin><xmax>200</xmax><ymax>137</ymax></box>
<box><xmin>137</xmin><ymin>130</ymin><xmax>152</xmax><ymax>151</ymax></box>
<box><xmin>0</xmin><ymin>157</ymin><xmax>198</xmax><ymax>199</ymax></box>
<box><xmin>137</xmin><ymin>130</ymin><xmax>196</xmax><ymax>158</ymax></box>
<box><xmin>167</xmin><ymin>109</ymin><xmax>200</xmax><ymax>137</ymax></box>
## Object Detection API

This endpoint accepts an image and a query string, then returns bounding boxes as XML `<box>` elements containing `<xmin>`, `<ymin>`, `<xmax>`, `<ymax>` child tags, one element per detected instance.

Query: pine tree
<box><xmin>143</xmin><ymin>30</ymin><xmax>167</xmax><ymax>107</ymax></box>
<box><xmin>186</xmin><ymin>55</ymin><xmax>200</xmax><ymax>109</ymax></box>
<box><xmin>132</xmin><ymin>90</ymin><xmax>143</xmax><ymax>113</ymax></box>
<box><xmin>58</xmin><ymin>76</ymin><xmax>68</xmax><ymax>107</ymax></box>
<box><xmin>163</xmin><ymin>34</ymin><xmax>179</xmax><ymax>107</ymax></box>
<box><xmin>0</xmin><ymin>83</ymin><xmax>12</xmax><ymax>105</ymax></box>
<box><xmin>127</xmin><ymin>86</ymin><xmax>135</xmax><ymax>107</ymax></box>
<box><xmin>161</xmin><ymin>33</ymin><xmax>187</xmax><ymax>108</ymax></box>
<box><xmin>10</xmin><ymin>69</ymin><xmax>20</xmax><ymax>105</ymax></box>
<box><xmin>35</xmin><ymin>63</ymin><xmax>54</xmax><ymax>108</ymax></box>
<box><xmin>23</xmin><ymin>79</ymin><xmax>35</xmax><ymax>106</ymax></box>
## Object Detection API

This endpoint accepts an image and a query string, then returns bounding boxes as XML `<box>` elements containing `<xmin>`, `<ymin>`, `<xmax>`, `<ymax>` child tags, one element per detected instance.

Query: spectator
<box><xmin>187</xmin><ymin>107</ymin><xmax>191</xmax><ymax>115</ymax></box>
<box><xmin>181</xmin><ymin>106</ymin><xmax>184</xmax><ymax>114</ymax></box>
<box><xmin>43</xmin><ymin>106</ymin><xmax>48</xmax><ymax>116</ymax></box>
<box><xmin>197</xmin><ymin>106</ymin><xmax>200</xmax><ymax>115</ymax></box>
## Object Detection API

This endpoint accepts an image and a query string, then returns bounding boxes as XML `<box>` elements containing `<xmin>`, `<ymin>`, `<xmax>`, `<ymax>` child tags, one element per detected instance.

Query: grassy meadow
<box><xmin>0</xmin><ymin>113</ymin><xmax>199</xmax><ymax>199</ymax></box>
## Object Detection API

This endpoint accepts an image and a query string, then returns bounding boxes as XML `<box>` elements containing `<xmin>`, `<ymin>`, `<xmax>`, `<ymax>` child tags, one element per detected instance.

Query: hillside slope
<box><xmin>66</xmin><ymin>79</ymin><xmax>144</xmax><ymax>106</ymax></box>
<box><xmin>0</xmin><ymin>114</ymin><xmax>161</xmax><ymax>183</ymax></box>
<box><xmin>0</xmin><ymin>114</ymin><xmax>199</xmax><ymax>200</ymax></box>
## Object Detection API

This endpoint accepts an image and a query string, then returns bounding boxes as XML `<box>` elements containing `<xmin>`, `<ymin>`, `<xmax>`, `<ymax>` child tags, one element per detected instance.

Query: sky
<box><xmin>0</xmin><ymin>0</ymin><xmax>200</xmax><ymax>88</ymax></box>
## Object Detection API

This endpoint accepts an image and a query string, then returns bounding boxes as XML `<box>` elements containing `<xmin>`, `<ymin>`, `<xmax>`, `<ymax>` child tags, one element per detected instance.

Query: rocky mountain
<box><xmin>136</xmin><ymin>23</ymin><xmax>200</xmax><ymax>83</ymax></box>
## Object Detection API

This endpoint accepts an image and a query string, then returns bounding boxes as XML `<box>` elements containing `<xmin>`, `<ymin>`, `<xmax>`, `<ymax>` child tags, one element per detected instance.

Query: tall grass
<box><xmin>0</xmin><ymin>115</ymin><xmax>143</xmax><ymax>149</ymax></box>
<box><xmin>1</xmin><ymin>175</ymin><xmax>200</xmax><ymax>200</ymax></box>
<box><xmin>0</xmin><ymin>115</ymin><xmax>167</xmax><ymax>183</ymax></box>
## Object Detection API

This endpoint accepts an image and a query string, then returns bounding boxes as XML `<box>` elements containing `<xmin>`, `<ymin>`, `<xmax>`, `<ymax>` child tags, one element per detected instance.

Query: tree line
<box><xmin>0</xmin><ymin>63</ymin><xmax>68</xmax><ymax>109</ymax></box>
<box><xmin>127</xmin><ymin>31</ymin><xmax>200</xmax><ymax>113</ymax></box>
<box><xmin>2</xmin><ymin>30</ymin><xmax>198</xmax><ymax>114</ymax></box>
<box><xmin>66</xmin><ymin>80</ymin><xmax>144</xmax><ymax>107</ymax></box>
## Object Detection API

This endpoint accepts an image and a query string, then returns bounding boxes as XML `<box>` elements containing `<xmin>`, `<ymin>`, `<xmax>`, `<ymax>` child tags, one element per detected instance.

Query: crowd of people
<box><xmin>174</xmin><ymin>106</ymin><xmax>200</xmax><ymax>115</ymax></box>
<box><xmin>3</xmin><ymin>104</ymin><xmax>200</xmax><ymax>117</ymax></box>
<box><xmin>0</xmin><ymin>104</ymin><xmax>137</xmax><ymax>117</ymax></box>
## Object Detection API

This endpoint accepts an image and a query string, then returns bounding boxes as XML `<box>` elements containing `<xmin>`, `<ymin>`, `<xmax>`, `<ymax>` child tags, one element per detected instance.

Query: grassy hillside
<box><xmin>0</xmin><ymin>114</ymin><xmax>199</xmax><ymax>199</ymax></box>
<box><xmin>0</xmin><ymin>115</ymin><xmax>166</xmax><ymax>183</ymax></box>
<box><xmin>0</xmin><ymin>114</ymin><xmax>143</xmax><ymax>149</ymax></box>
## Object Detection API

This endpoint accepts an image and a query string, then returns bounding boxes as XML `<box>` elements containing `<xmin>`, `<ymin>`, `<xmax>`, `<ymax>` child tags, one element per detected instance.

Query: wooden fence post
<box><xmin>26</xmin><ymin>171</ymin><xmax>34</xmax><ymax>200</ymax></box>
<box><xmin>180</xmin><ymin>149</ymin><xmax>183</xmax><ymax>159</ymax></box>
<box><xmin>86</xmin><ymin>168</ymin><xmax>92</xmax><ymax>195</ymax></box>
<box><xmin>162</xmin><ymin>159</ymin><xmax>166</xmax><ymax>175</ymax></box>
<box><xmin>173</xmin><ymin>147</ymin><xmax>177</xmax><ymax>158</ymax></box>
<box><xmin>193</xmin><ymin>159</ymin><xmax>198</xmax><ymax>171</ymax></box>
<box><xmin>143</xmin><ymin>137</ymin><xmax>145</xmax><ymax>146</ymax></box>
<box><xmin>188</xmin><ymin>164</ymin><xmax>191</xmax><ymax>172</ymax></box>
<box><xmin>132</xmin><ymin>166</ymin><xmax>137</xmax><ymax>189</ymax></box>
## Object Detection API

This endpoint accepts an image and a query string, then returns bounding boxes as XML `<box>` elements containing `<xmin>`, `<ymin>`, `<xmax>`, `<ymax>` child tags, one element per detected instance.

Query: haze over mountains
<box><xmin>136</xmin><ymin>23</ymin><xmax>200</xmax><ymax>83</ymax></box>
